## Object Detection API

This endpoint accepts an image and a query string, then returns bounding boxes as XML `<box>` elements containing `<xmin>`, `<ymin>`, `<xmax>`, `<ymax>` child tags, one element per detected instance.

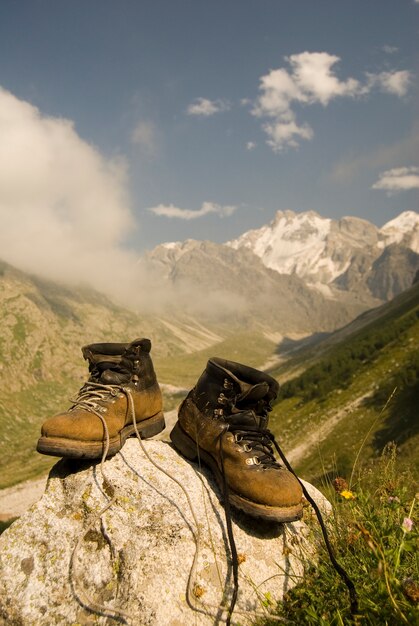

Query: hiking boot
<box><xmin>37</xmin><ymin>338</ymin><xmax>164</xmax><ymax>459</ymax></box>
<box><xmin>170</xmin><ymin>357</ymin><xmax>303</xmax><ymax>522</ymax></box>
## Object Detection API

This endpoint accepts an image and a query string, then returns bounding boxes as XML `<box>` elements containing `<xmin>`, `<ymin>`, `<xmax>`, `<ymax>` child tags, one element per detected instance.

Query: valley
<box><xmin>0</xmin><ymin>209</ymin><xmax>417</xmax><ymax>505</ymax></box>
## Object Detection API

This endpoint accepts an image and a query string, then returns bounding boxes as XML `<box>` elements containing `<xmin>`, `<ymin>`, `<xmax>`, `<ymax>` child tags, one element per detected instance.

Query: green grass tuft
<box><xmin>260</xmin><ymin>444</ymin><xmax>419</xmax><ymax>625</ymax></box>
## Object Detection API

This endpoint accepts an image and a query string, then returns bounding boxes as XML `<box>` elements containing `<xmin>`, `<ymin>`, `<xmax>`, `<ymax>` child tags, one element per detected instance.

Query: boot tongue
<box><xmin>236</xmin><ymin>381</ymin><xmax>270</xmax><ymax>403</ymax></box>
<box><xmin>97</xmin><ymin>364</ymin><xmax>132</xmax><ymax>385</ymax></box>
<box><xmin>83</xmin><ymin>348</ymin><xmax>132</xmax><ymax>385</ymax></box>
<box><xmin>82</xmin><ymin>338</ymin><xmax>151</xmax><ymax>385</ymax></box>
<box><xmin>227</xmin><ymin>410</ymin><xmax>267</xmax><ymax>430</ymax></box>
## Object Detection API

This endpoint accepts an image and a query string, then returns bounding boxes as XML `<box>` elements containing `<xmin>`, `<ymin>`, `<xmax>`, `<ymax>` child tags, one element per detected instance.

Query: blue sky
<box><xmin>0</xmin><ymin>0</ymin><xmax>417</xmax><ymax>295</ymax></box>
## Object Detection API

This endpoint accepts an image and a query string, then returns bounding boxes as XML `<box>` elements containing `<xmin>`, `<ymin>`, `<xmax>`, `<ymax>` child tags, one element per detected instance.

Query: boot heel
<box><xmin>139</xmin><ymin>411</ymin><xmax>166</xmax><ymax>439</ymax></box>
<box><xmin>170</xmin><ymin>422</ymin><xmax>198</xmax><ymax>461</ymax></box>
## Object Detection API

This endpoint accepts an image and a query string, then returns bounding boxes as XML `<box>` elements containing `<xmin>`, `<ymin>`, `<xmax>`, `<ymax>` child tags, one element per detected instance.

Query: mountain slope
<box><xmin>140</xmin><ymin>239</ymin><xmax>374</xmax><ymax>333</ymax></box>
<box><xmin>268</xmin><ymin>282</ymin><xmax>419</xmax><ymax>483</ymax></box>
<box><xmin>0</xmin><ymin>259</ymin><xmax>248</xmax><ymax>488</ymax></box>
<box><xmin>228</xmin><ymin>209</ymin><xmax>419</xmax><ymax>301</ymax></box>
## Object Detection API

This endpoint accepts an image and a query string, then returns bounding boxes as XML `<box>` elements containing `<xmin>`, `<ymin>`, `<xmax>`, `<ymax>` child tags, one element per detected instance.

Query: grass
<box><xmin>0</xmin><ymin>378</ymin><xmax>76</xmax><ymax>488</ymax></box>
<box><xmin>269</xmin><ymin>317</ymin><xmax>419</xmax><ymax>483</ymax></box>
<box><xmin>259</xmin><ymin>443</ymin><xmax>419</xmax><ymax>625</ymax></box>
<box><xmin>154</xmin><ymin>330</ymin><xmax>277</xmax><ymax>387</ymax></box>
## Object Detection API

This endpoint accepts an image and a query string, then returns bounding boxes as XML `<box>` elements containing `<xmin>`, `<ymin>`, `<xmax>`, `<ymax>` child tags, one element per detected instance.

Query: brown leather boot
<box><xmin>170</xmin><ymin>357</ymin><xmax>303</xmax><ymax>522</ymax></box>
<box><xmin>37</xmin><ymin>338</ymin><xmax>164</xmax><ymax>459</ymax></box>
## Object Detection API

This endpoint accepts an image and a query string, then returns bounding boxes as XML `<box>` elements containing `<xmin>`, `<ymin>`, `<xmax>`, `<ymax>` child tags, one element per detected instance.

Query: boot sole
<box><xmin>36</xmin><ymin>411</ymin><xmax>165</xmax><ymax>459</ymax></box>
<box><xmin>170</xmin><ymin>422</ymin><xmax>303</xmax><ymax>523</ymax></box>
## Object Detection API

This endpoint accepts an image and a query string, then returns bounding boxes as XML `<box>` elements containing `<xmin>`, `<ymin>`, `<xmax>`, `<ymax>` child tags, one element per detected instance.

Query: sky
<box><xmin>0</xmin><ymin>0</ymin><xmax>418</xmax><ymax>301</ymax></box>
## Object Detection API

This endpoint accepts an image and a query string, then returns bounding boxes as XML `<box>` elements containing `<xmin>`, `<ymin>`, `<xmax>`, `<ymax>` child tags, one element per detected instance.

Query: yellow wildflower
<box><xmin>340</xmin><ymin>489</ymin><xmax>356</xmax><ymax>500</ymax></box>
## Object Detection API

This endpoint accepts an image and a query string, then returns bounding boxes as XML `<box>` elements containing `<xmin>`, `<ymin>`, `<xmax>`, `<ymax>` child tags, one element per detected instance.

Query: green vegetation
<box><xmin>260</xmin><ymin>445</ymin><xmax>419</xmax><ymax>625</ymax></box>
<box><xmin>0</xmin><ymin>379</ymin><xmax>75</xmax><ymax>488</ymax></box>
<box><xmin>154</xmin><ymin>331</ymin><xmax>277</xmax><ymax>387</ymax></box>
<box><xmin>278</xmin><ymin>308</ymin><xmax>419</xmax><ymax>402</ymax></box>
<box><xmin>269</xmin><ymin>285</ymin><xmax>419</xmax><ymax>483</ymax></box>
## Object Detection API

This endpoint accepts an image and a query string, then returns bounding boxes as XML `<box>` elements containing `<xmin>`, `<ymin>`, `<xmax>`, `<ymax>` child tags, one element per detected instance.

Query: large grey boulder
<box><xmin>0</xmin><ymin>439</ymin><xmax>329</xmax><ymax>625</ymax></box>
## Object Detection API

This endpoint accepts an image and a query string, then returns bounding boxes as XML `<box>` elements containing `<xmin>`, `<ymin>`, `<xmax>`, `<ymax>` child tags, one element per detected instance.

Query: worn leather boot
<box><xmin>37</xmin><ymin>338</ymin><xmax>164</xmax><ymax>459</ymax></box>
<box><xmin>170</xmin><ymin>357</ymin><xmax>303</xmax><ymax>522</ymax></box>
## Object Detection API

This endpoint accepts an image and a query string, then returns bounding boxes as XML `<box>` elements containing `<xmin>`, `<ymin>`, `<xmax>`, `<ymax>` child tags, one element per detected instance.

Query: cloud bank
<box><xmin>0</xmin><ymin>86</ymin><xmax>143</xmax><ymax>304</ymax></box>
<box><xmin>0</xmin><ymin>88</ymin><xmax>241</xmax><ymax>315</ymax></box>
<box><xmin>148</xmin><ymin>202</ymin><xmax>237</xmax><ymax>220</ymax></box>
<box><xmin>252</xmin><ymin>52</ymin><xmax>412</xmax><ymax>152</ymax></box>
<box><xmin>372</xmin><ymin>166</ymin><xmax>419</xmax><ymax>192</ymax></box>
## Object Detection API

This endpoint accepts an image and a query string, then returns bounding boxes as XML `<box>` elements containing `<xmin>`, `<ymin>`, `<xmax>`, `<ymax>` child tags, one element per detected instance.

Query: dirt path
<box><xmin>0</xmin><ymin>475</ymin><xmax>48</xmax><ymax>521</ymax></box>
<box><xmin>286</xmin><ymin>391</ymin><xmax>373</xmax><ymax>465</ymax></box>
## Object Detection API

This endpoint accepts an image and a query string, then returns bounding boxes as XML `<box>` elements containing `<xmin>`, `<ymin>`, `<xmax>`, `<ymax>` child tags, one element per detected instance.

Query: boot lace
<box><xmin>223</xmin><ymin>411</ymin><xmax>280</xmax><ymax>469</ymax></box>
<box><xmin>69</xmin><ymin>381</ymin><xmax>121</xmax><ymax>415</ymax></box>
<box><xmin>215</xmin><ymin>401</ymin><xmax>358</xmax><ymax>625</ymax></box>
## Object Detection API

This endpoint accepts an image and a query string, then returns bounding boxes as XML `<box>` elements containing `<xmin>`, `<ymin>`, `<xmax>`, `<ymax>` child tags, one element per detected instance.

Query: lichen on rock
<box><xmin>0</xmin><ymin>439</ymin><xmax>329</xmax><ymax>625</ymax></box>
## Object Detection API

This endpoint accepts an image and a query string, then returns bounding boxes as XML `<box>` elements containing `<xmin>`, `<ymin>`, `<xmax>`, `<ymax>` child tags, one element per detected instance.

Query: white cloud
<box><xmin>366</xmin><ymin>70</ymin><xmax>411</xmax><ymax>96</ymax></box>
<box><xmin>187</xmin><ymin>97</ymin><xmax>230</xmax><ymax>116</ymax></box>
<box><xmin>0</xmin><ymin>86</ymin><xmax>145</xmax><ymax>305</ymax></box>
<box><xmin>131</xmin><ymin>120</ymin><xmax>159</xmax><ymax>158</ymax></box>
<box><xmin>289</xmin><ymin>52</ymin><xmax>361</xmax><ymax>105</ymax></box>
<box><xmin>252</xmin><ymin>51</ymin><xmax>413</xmax><ymax>152</ymax></box>
<box><xmin>372</xmin><ymin>166</ymin><xmax>419</xmax><ymax>192</ymax></box>
<box><xmin>382</xmin><ymin>45</ymin><xmax>398</xmax><ymax>54</ymax></box>
<box><xmin>246</xmin><ymin>141</ymin><xmax>256</xmax><ymax>150</ymax></box>
<box><xmin>148</xmin><ymin>201</ymin><xmax>237</xmax><ymax>220</ymax></box>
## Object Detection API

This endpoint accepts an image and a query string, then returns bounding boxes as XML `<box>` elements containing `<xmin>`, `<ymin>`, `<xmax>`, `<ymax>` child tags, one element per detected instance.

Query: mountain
<box><xmin>228</xmin><ymin>210</ymin><xmax>419</xmax><ymax>301</ymax></box>
<box><xmin>268</xmin><ymin>281</ymin><xmax>419</xmax><ymax>482</ymax></box>
<box><xmin>140</xmin><ymin>238</ymin><xmax>378</xmax><ymax>334</ymax></box>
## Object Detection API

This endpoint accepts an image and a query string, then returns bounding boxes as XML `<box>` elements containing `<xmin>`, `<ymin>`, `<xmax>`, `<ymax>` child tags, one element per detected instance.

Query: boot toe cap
<box><xmin>230</xmin><ymin>466</ymin><xmax>303</xmax><ymax>508</ymax></box>
<box><xmin>41</xmin><ymin>411</ymin><xmax>106</xmax><ymax>441</ymax></box>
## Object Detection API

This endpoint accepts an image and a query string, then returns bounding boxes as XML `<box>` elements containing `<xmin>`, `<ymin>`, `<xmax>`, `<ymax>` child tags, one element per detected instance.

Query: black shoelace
<box><xmin>217</xmin><ymin>410</ymin><xmax>358</xmax><ymax>625</ymax></box>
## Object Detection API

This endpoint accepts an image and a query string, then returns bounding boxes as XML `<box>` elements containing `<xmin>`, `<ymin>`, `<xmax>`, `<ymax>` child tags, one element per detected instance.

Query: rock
<box><xmin>0</xmin><ymin>439</ymin><xmax>329</xmax><ymax>625</ymax></box>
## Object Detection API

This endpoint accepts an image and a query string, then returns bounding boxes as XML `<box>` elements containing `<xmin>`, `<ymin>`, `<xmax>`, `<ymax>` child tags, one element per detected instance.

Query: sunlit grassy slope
<box><xmin>154</xmin><ymin>331</ymin><xmax>277</xmax><ymax>387</ymax></box>
<box><xmin>269</xmin><ymin>282</ymin><xmax>419</xmax><ymax>484</ymax></box>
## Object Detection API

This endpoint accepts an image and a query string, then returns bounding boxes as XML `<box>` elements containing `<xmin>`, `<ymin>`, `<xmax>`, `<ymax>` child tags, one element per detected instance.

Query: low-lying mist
<box><xmin>0</xmin><ymin>86</ymin><xmax>240</xmax><ymax>316</ymax></box>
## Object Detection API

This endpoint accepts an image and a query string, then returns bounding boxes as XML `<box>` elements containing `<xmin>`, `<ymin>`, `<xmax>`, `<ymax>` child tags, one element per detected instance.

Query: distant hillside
<box><xmin>269</xmin><ymin>282</ymin><xmax>419</xmax><ymax>483</ymax></box>
<box><xmin>140</xmin><ymin>238</ymin><xmax>369</xmax><ymax>333</ymax></box>
<box><xmin>0</xmin><ymin>259</ymin><xmax>244</xmax><ymax>488</ymax></box>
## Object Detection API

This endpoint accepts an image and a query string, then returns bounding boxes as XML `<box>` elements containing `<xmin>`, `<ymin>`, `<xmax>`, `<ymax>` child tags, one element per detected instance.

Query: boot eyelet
<box><xmin>217</xmin><ymin>393</ymin><xmax>228</xmax><ymax>405</ymax></box>
<box><xmin>245</xmin><ymin>456</ymin><xmax>261</xmax><ymax>466</ymax></box>
<box><xmin>243</xmin><ymin>443</ymin><xmax>252</xmax><ymax>452</ymax></box>
<box><xmin>235</xmin><ymin>434</ymin><xmax>243</xmax><ymax>443</ymax></box>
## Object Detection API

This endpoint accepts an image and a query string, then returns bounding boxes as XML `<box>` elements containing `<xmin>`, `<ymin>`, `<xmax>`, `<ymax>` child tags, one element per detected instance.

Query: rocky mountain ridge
<box><xmin>140</xmin><ymin>239</ymin><xmax>369</xmax><ymax>333</ymax></box>
<box><xmin>228</xmin><ymin>210</ymin><xmax>419</xmax><ymax>301</ymax></box>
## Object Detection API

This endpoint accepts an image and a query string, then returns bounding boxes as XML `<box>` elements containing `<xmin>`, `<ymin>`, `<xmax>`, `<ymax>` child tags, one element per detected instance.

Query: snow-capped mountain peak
<box><xmin>229</xmin><ymin>210</ymin><xmax>334</xmax><ymax>279</ymax></box>
<box><xmin>379</xmin><ymin>211</ymin><xmax>419</xmax><ymax>252</ymax></box>
<box><xmin>227</xmin><ymin>209</ymin><xmax>419</xmax><ymax>286</ymax></box>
